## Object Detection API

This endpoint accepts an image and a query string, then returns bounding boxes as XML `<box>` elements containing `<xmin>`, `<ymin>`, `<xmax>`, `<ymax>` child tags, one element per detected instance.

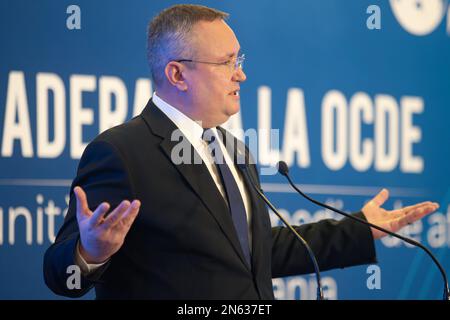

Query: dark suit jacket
<box><xmin>43</xmin><ymin>99</ymin><xmax>377</xmax><ymax>299</ymax></box>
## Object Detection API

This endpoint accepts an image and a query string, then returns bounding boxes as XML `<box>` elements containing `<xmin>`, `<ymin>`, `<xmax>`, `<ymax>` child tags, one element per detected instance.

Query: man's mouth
<box><xmin>229</xmin><ymin>90</ymin><xmax>240</xmax><ymax>96</ymax></box>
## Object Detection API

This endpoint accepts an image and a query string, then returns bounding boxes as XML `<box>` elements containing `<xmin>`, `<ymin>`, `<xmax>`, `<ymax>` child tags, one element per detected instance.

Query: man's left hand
<box><xmin>362</xmin><ymin>189</ymin><xmax>439</xmax><ymax>239</ymax></box>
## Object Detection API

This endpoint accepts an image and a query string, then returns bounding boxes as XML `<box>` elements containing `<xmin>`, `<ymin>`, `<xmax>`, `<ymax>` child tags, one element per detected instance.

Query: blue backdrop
<box><xmin>1</xmin><ymin>0</ymin><xmax>449</xmax><ymax>299</ymax></box>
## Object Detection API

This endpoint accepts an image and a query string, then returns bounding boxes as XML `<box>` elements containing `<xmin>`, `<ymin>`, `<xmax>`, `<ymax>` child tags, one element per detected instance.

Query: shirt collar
<box><xmin>152</xmin><ymin>92</ymin><xmax>206</xmax><ymax>146</ymax></box>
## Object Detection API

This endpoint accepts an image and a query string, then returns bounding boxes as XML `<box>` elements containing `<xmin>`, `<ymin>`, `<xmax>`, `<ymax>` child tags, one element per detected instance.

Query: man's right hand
<box><xmin>74</xmin><ymin>186</ymin><xmax>141</xmax><ymax>264</ymax></box>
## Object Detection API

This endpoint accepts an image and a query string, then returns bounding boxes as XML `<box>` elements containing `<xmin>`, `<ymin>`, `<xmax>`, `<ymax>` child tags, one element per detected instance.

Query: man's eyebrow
<box><xmin>220</xmin><ymin>49</ymin><xmax>241</xmax><ymax>59</ymax></box>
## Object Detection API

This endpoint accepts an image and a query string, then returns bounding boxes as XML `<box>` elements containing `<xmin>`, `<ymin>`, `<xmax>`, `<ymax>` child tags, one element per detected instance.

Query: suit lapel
<box><xmin>141</xmin><ymin>100</ymin><xmax>251</xmax><ymax>270</ymax></box>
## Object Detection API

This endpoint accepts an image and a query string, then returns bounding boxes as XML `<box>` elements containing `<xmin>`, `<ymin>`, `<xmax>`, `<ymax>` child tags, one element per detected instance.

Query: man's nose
<box><xmin>233</xmin><ymin>67</ymin><xmax>247</xmax><ymax>82</ymax></box>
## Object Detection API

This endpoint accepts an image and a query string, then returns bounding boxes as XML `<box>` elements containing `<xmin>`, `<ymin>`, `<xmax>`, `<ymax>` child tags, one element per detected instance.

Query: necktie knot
<box><xmin>202</xmin><ymin>128</ymin><xmax>216</xmax><ymax>145</ymax></box>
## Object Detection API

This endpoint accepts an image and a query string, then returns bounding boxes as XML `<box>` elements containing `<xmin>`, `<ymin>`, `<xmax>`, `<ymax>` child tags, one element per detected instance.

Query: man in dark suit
<box><xmin>43</xmin><ymin>4</ymin><xmax>439</xmax><ymax>299</ymax></box>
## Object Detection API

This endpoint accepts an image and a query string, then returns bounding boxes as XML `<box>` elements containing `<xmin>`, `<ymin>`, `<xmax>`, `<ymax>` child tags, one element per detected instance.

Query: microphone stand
<box><xmin>238</xmin><ymin>163</ymin><xmax>324</xmax><ymax>300</ymax></box>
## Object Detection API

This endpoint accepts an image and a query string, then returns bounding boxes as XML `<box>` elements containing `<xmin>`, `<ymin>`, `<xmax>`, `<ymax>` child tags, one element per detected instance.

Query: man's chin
<box><xmin>226</xmin><ymin>103</ymin><xmax>241</xmax><ymax>116</ymax></box>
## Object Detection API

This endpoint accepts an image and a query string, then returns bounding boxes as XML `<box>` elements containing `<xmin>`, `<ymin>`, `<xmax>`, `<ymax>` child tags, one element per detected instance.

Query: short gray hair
<box><xmin>147</xmin><ymin>4</ymin><xmax>229</xmax><ymax>87</ymax></box>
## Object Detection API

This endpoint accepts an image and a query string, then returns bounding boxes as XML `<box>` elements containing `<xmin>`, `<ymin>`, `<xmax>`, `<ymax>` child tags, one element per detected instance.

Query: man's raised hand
<box><xmin>362</xmin><ymin>188</ymin><xmax>439</xmax><ymax>239</ymax></box>
<box><xmin>74</xmin><ymin>186</ymin><xmax>141</xmax><ymax>264</ymax></box>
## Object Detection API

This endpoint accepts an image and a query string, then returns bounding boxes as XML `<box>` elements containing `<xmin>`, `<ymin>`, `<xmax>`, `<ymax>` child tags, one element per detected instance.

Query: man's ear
<box><xmin>164</xmin><ymin>61</ymin><xmax>188</xmax><ymax>91</ymax></box>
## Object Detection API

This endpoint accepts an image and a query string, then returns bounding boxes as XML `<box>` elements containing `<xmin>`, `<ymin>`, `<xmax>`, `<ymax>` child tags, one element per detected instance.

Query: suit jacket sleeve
<box><xmin>43</xmin><ymin>139</ymin><xmax>134</xmax><ymax>297</ymax></box>
<box><xmin>271</xmin><ymin>212</ymin><xmax>377</xmax><ymax>278</ymax></box>
<box><xmin>246</xmin><ymin>161</ymin><xmax>377</xmax><ymax>278</ymax></box>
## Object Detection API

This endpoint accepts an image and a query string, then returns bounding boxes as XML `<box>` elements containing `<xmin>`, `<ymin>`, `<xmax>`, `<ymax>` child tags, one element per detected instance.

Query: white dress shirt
<box><xmin>76</xmin><ymin>93</ymin><xmax>253</xmax><ymax>273</ymax></box>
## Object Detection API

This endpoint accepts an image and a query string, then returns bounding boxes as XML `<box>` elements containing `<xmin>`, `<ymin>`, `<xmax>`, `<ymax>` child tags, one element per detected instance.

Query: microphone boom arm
<box><xmin>278</xmin><ymin>161</ymin><xmax>450</xmax><ymax>301</ymax></box>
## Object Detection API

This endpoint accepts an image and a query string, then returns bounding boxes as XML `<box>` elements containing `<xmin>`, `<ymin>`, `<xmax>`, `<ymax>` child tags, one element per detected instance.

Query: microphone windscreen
<box><xmin>277</xmin><ymin>161</ymin><xmax>289</xmax><ymax>176</ymax></box>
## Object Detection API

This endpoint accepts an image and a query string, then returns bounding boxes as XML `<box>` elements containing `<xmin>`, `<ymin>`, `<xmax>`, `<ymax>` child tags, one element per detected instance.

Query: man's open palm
<box><xmin>362</xmin><ymin>189</ymin><xmax>439</xmax><ymax>239</ymax></box>
<box><xmin>74</xmin><ymin>186</ymin><xmax>141</xmax><ymax>264</ymax></box>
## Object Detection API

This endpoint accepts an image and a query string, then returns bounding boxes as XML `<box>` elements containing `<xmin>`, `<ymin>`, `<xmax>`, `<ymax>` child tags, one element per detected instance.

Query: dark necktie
<box><xmin>202</xmin><ymin>129</ymin><xmax>251</xmax><ymax>267</ymax></box>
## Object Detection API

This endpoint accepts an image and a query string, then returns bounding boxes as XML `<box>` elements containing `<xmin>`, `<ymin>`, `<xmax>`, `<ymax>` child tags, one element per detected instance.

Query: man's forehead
<box><xmin>191</xmin><ymin>20</ymin><xmax>240</xmax><ymax>57</ymax></box>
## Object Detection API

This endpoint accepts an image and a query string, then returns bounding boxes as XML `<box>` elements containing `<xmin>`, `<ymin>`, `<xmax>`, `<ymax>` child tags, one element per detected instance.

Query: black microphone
<box><xmin>277</xmin><ymin>161</ymin><xmax>450</xmax><ymax>300</ymax></box>
<box><xmin>237</xmin><ymin>163</ymin><xmax>324</xmax><ymax>300</ymax></box>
